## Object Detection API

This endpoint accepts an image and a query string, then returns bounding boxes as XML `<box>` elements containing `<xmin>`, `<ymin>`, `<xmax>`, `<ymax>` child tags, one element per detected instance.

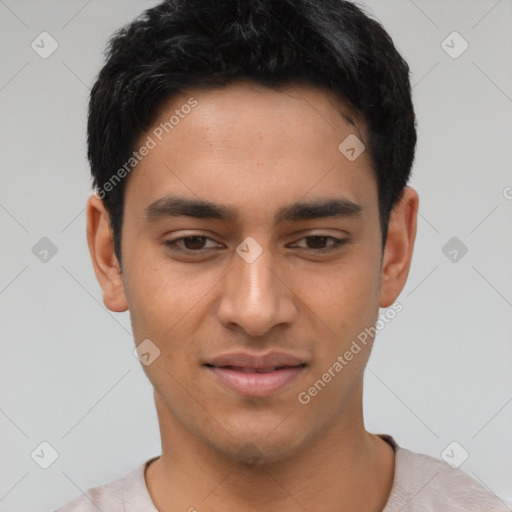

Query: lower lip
<box><xmin>206</xmin><ymin>366</ymin><xmax>305</xmax><ymax>397</ymax></box>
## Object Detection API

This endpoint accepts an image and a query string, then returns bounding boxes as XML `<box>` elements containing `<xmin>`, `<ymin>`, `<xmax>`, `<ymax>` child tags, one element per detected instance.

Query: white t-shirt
<box><xmin>54</xmin><ymin>435</ymin><xmax>509</xmax><ymax>511</ymax></box>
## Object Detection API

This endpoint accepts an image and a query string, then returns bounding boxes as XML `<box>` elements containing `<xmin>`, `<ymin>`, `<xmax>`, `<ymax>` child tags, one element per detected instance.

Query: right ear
<box><xmin>86</xmin><ymin>193</ymin><xmax>128</xmax><ymax>312</ymax></box>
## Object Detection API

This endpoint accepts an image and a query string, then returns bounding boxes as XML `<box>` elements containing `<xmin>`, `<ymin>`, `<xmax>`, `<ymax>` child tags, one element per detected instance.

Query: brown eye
<box><xmin>305</xmin><ymin>236</ymin><xmax>330</xmax><ymax>250</ymax></box>
<box><xmin>181</xmin><ymin>236</ymin><xmax>207</xmax><ymax>250</ymax></box>
<box><xmin>165</xmin><ymin>236</ymin><xmax>220</xmax><ymax>254</ymax></box>
<box><xmin>291</xmin><ymin>236</ymin><xmax>348</xmax><ymax>253</ymax></box>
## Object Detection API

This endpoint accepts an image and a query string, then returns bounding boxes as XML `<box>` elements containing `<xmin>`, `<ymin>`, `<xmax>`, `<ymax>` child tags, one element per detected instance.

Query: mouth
<box><xmin>204</xmin><ymin>361</ymin><xmax>307</xmax><ymax>397</ymax></box>
<box><xmin>206</xmin><ymin>364</ymin><xmax>306</xmax><ymax>373</ymax></box>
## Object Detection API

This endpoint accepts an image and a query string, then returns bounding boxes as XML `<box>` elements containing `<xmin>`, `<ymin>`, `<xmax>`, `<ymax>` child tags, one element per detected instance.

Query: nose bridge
<box><xmin>240</xmin><ymin>248</ymin><xmax>277</xmax><ymax>307</ymax></box>
<box><xmin>216</xmin><ymin>239</ymin><xmax>295</xmax><ymax>335</ymax></box>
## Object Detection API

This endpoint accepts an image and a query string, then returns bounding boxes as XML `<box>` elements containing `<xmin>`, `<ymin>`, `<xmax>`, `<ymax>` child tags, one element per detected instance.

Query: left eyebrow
<box><xmin>275</xmin><ymin>197</ymin><xmax>363</xmax><ymax>223</ymax></box>
<box><xmin>143</xmin><ymin>195</ymin><xmax>363</xmax><ymax>223</ymax></box>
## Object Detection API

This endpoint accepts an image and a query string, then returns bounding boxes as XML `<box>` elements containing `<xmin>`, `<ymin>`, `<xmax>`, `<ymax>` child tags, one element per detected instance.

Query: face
<box><xmin>87</xmin><ymin>80</ymin><xmax>417</xmax><ymax>465</ymax></box>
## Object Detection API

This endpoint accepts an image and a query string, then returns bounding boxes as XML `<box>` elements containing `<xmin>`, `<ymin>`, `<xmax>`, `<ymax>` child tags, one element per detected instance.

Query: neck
<box><xmin>145</xmin><ymin>389</ymin><xmax>395</xmax><ymax>512</ymax></box>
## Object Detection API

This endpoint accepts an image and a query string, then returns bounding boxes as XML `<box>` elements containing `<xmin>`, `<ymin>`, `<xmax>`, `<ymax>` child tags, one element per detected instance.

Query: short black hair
<box><xmin>88</xmin><ymin>0</ymin><xmax>417</xmax><ymax>268</ymax></box>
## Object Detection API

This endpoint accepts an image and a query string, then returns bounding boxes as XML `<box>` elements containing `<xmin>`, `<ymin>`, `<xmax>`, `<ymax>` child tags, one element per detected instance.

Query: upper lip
<box><xmin>204</xmin><ymin>351</ymin><xmax>307</xmax><ymax>370</ymax></box>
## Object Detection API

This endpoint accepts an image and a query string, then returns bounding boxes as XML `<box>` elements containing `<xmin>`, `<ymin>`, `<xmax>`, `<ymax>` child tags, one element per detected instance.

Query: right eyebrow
<box><xmin>143</xmin><ymin>195</ymin><xmax>237</xmax><ymax>222</ymax></box>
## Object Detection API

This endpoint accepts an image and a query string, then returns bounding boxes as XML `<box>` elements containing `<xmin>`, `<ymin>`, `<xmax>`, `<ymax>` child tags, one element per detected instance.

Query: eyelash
<box><xmin>164</xmin><ymin>235</ymin><xmax>348</xmax><ymax>255</ymax></box>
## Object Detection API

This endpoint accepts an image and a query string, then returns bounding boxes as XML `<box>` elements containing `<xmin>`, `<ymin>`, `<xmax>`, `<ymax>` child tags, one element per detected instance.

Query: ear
<box><xmin>86</xmin><ymin>193</ymin><xmax>128</xmax><ymax>312</ymax></box>
<box><xmin>379</xmin><ymin>186</ymin><xmax>419</xmax><ymax>308</ymax></box>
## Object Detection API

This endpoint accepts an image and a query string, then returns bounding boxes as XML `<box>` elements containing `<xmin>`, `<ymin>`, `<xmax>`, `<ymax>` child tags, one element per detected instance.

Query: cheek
<box><xmin>293</xmin><ymin>256</ymin><xmax>380</xmax><ymax>338</ymax></box>
<box><xmin>127</xmin><ymin>253</ymin><xmax>210</xmax><ymax>323</ymax></box>
<box><xmin>125</xmin><ymin>257</ymin><xmax>220</xmax><ymax>367</ymax></box>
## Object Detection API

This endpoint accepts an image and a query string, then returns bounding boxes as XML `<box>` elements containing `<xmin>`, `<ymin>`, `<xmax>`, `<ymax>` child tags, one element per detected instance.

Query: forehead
<box><xmin>124</xmin><ymin>81</ymin><xmax>377</xmax><ymax>226</ymax></box>
<box><xmin>159</xmin><ymin>80</ymin><xmax>368</xmax><ymax>149</ymax></box>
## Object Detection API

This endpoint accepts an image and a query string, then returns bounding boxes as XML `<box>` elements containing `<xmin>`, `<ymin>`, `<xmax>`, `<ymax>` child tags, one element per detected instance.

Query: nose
<box><xmin>216</xmin><ymin>241</ymin><xmax>298</xmax><ymax>337</ymax></box>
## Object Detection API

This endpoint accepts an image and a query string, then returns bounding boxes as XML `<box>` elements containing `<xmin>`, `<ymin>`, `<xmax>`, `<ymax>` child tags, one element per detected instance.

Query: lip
<box><xmin>205</xmin><ymin>351</ymin><xmax>306</xmax><ymax>369</ymax></box>
<box><xmin>204</xmin><ymin>351</ymin><xmax>307</xmax><ymax>397</ymax></box>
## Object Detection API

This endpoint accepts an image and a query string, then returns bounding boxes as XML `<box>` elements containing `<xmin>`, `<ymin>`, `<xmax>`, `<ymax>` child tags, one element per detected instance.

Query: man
<box><xmin>56</xmin><ymin>0</ymin><xmax>507</xmax><ymax>510</ymax></box>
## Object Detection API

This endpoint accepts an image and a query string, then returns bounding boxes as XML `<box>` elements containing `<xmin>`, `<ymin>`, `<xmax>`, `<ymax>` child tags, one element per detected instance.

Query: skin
<box><xmin>87</xmin><ymin>80</ymin><xmax>419</xmax><ymax>511</ymax></box>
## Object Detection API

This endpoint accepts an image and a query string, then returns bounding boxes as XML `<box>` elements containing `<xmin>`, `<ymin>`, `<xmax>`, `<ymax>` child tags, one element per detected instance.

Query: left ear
<box><xmin>379</xmin><ymin>186</ymin><xmax>419</xmax><ymax>308</ymax></box>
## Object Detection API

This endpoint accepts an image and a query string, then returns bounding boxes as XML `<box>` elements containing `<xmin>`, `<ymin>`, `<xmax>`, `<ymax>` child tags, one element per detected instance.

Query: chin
<box><xmin>208</xmin><ymin>425</ymin><xmax>305</xmax><ymax>467</ymax></box>
<box><xmin>231</xmin><ymin>441</ymin><xmax>298</xmax><ymax>467</ymax></box>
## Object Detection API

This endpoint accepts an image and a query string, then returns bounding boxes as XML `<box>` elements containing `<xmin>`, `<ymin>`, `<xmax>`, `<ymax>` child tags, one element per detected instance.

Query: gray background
<box><xmin>0</xmin><ymin>0</ymin><xmax>511</xmax><ymax>510</ymax></box>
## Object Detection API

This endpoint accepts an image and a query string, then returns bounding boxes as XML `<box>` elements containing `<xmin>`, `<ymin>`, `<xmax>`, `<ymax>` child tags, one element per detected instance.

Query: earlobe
<box><xmin>379</xmin><ymin>187</ymin><xmax>419</xmax><ymax>308</ymax></box>
<box><xmin>86</xmin><ymin>194</ymin><xmax>129</xmax><ymax>312</ymax></box>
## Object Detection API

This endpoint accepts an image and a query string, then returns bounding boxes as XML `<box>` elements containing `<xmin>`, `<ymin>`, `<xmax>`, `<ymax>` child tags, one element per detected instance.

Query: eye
<box><xmin>164</xmin><ymin>234</ymin><xmax>349</xmax><ymax>256</ymax></box>
<box><xmin>290</xmin><ymin>236</ymin><xmax>348</xmax><ymax>253</ymax></box>
<box><xmin>164</xmin><ymin>235</ymin><xmax>222</xmax><ymax>254</ymax></box>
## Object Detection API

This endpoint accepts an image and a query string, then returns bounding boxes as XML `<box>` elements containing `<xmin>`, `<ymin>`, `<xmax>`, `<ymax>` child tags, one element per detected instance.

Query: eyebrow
<box><xmin>143</xmin><ymin>195</ymin><xmax>363</xmax><ymax>224</ymax></box>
